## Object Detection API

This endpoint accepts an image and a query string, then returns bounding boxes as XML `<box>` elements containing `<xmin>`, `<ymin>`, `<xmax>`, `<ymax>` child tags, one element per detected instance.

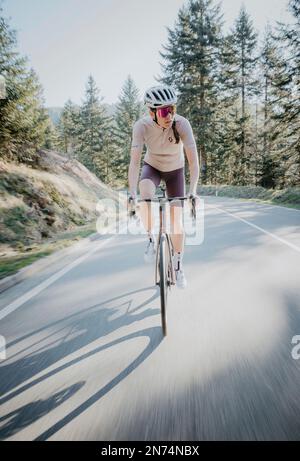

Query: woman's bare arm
<box><xmin>185</xmin><ymin>146</ymin><xmax>200</xmax><ymax>195</ymax></box>
<box><xmin>128</xmin><ymin>147</ymin><xmax>143</xmax><ymax>197</ymax></box>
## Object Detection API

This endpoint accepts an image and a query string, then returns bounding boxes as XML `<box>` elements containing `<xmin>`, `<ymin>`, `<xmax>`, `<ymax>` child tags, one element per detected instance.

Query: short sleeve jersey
<box><xmin>131</xmin><ymin>114</ymin><xmax>196</xmax><ymax>172</ymax></box>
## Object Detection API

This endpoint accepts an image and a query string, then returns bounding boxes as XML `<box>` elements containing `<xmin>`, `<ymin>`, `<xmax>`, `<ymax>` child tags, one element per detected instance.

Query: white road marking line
<box><xmin>0</xmin><ymin>229</ymin><xmax>125</xmax><ymax>322</ymax></box>
<box><xmin>210</xmin><ymin>204</ymin><xmax>300</xmax><ymax>254</ymax></box>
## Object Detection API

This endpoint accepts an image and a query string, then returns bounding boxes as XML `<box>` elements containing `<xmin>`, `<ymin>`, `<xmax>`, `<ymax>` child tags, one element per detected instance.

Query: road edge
<box><xmin>0</xmin><ymin>216</ymin><xmax>127</xmax><ymax>295</ymax></box>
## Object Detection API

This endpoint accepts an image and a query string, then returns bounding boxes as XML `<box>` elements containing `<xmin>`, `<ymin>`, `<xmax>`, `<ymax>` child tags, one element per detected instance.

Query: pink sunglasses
<box><xmin>156</xmin><ymin>105</ymin><xmax>176</xmax><ymax>118</ymax></box>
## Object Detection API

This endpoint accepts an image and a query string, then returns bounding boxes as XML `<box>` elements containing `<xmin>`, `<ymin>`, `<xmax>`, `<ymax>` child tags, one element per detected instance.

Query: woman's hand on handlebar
<box><xmin>188</xmin><ymin>193</ymin><xmax>201</xmax><ymax>205</ymax></box>
<box><xmin>188</xmin><ymin>193</ymin><xmax>200</xmax><ymax>219</ymax></box>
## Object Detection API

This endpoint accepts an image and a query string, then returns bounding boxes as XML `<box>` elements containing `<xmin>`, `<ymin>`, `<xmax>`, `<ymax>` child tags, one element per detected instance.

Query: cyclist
<box><xmin>128</xmin><ymin>85</ymin><xmax>200</xmax><ymax>289</ymax></box>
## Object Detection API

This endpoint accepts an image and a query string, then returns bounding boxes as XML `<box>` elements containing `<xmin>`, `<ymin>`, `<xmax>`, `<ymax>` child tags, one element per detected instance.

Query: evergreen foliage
<box><xmin>0</xmin><ymin>0</ymin><xmax>299</xmax><ymax>189</ymax></box>
<box><xmin>112</xmin><ymin>75</ymin><xmax>142</xmax><ymax>185</ymax></box>
<box><xmin>0</xmin><ymin>5</ymin><xmax>52</xmax><ymax>164</ymax></box>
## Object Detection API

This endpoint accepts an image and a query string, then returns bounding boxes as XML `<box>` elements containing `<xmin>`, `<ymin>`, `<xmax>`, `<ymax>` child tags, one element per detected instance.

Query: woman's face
<box><xmin>150</xmin><ymin>107</ymin><xmax>175</xmax><ymax>129</ymax></box>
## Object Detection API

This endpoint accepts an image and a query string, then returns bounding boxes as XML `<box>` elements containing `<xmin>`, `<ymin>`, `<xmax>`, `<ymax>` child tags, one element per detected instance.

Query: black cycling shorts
<box><xmin>140</xmin><ymin>162</ymin><xmax>185</xmax><ymax>199</ymax></box>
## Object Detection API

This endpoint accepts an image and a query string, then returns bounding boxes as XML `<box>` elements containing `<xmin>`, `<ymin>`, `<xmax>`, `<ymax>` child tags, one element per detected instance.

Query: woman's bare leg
<box><xmin>170</xmin><ymin>204</ymin><xmax>185</xmax><ymax>253</ymax></box>
<box><xmin>138</xmin><ymin>179</ymin><xmax>156</xmax><ymax>235</ymax></box>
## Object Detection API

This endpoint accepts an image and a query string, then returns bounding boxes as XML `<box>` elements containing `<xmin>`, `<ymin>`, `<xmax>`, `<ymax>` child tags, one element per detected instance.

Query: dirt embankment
<box><xmin>0</xmin><ymin>150</ymin><xmax>124</xmax><ymax>278</ymax></box>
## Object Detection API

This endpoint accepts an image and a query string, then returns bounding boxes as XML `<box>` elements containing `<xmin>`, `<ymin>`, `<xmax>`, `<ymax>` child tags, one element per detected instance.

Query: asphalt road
<box><xmin>0</xmin><ymin>196</ymin><xmax>300</xmax><ymax>441</ymax></box>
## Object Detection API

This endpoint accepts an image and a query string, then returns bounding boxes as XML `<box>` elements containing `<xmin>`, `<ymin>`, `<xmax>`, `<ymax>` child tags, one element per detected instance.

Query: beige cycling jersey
<box><xmin>131</xmin><ymin>114</ymin><xmax>197</xmax><ymax>172</ymax></box>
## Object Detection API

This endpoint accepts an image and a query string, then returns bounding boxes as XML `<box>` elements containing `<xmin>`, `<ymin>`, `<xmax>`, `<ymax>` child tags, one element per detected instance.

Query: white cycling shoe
<box><xmin>175</xmin><ymin>268</ymin><xmax>187</xmax><ymax>289</ymax></box>
<box><xmin>144</xmin><ymin>236</ymin><xmax>156</xmax><ymax>263</ymax></box>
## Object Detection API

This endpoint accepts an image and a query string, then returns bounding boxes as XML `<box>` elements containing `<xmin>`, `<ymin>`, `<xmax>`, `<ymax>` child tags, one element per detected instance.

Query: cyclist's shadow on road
<box><xmin>0</xmin><ymin>382</ymin><xmax>85</xmax><ymax>440</ymax></box>
<box><xmin>0</xmin><ymin>286</ymin><xmax>162</xmax><ymax>438</ymax></box>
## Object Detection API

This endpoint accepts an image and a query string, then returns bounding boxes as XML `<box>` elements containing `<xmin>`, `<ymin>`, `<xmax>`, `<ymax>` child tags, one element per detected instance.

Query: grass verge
<box><xmin>0</xmin><ymin>222</ymin><xmax>96</xmax><ymax>280</ymax></box>
<box><xmin>197</xmin><ymin>185</ymin><xmax>300</xmax><ymax>210</ymax></box>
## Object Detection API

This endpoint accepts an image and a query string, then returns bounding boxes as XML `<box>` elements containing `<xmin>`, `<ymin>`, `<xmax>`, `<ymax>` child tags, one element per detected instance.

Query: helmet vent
<box><xmin>165</xmin><ymin>89</ymin><xmax>172</xmax><ymax>100</ymax></box>
<box><xmin>144</xmin><ymin>85</ymin><xmax>177</xmax><ymax>108</ymax></box>
<box><xmin>152</xmin><ymin>90</ymin><xmax>160</xmax><ymax>101</ymax></box>
<box><xmin>157</xmin><ymin>89</ymin><xmax>167</xmax><ymax>101</ymax></box>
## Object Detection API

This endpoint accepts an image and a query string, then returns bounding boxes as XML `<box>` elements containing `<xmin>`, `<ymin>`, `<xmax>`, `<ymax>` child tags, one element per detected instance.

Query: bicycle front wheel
<box><xmin>159</xmin><ymin>236</ymin><xmax>168</xmax><ymax>336</ymax></box>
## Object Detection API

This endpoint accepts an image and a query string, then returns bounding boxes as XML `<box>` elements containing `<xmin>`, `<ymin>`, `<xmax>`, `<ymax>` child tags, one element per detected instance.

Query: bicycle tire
<box><xmin>159</xmin><ymin>236</ymin><xmax>168</xmax><ymax>336</ymax></box>
<box><xmin>166</xmin><ymin>234</ymin><xmax>175</xmax><ymax>287</ymax></box>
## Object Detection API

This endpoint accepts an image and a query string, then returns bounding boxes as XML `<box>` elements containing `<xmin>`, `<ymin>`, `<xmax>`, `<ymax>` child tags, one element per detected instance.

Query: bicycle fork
<box><xmin>155</xmin><ymin>202</ymin><xmax>176</xmax><ymax>287</ymax></box>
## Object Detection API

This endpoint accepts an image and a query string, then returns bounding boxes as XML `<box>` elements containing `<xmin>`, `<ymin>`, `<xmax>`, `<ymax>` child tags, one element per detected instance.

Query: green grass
<box><xmin>47</xmin><ymin>222</ymin><xmax>96</xmax><ymax>242</ymax></box>
<box><xmin>197</xmin><ymin>185</ymin><xmax>300</xmax><ymax>210</ymax></box>
<box><xmin>259</xmin><ymin>200</ymin><xmax>300</xmax><ymax>210</ymax></box>
<box><xmin>0</xmin><ymin>251</ymin><xmax>53</xmax><ymax>279</ymax></box>
<box><xmin>0</xmin><ymin>209</ymin><xmax>127</xmax><ymax>281</ymax></box>
<box><xmin>0</xmin><ymin>223</ymin><xmax>96</xmax><ymax>280</ymax></box>
<box><xmin>233</xmin><ymin>197</ymin><xmax>300</xmax><ymax>210</ymax></box>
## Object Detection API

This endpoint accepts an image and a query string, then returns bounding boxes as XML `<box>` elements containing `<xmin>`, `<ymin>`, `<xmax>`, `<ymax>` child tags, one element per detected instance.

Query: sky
<box><xmin>1</xmin><ymin>0</ymin><xmax>294</xmax><ymax>108</ymax></box>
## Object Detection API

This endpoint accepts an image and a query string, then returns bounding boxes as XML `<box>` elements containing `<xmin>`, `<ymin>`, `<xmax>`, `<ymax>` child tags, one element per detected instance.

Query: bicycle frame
<box><xmin>129</xmin><ymin>186</ymin><xmax>196</xmax><ymax>336</ymax></box>
<box><xmin>154</xmin><ymin>195</ymin><xmax>176</xmax><ymax>288</ymax></box>
<box><xmin>133</xmin><ymin>185</ymin><xmax>195</xmax><ymax>286</ymax></box>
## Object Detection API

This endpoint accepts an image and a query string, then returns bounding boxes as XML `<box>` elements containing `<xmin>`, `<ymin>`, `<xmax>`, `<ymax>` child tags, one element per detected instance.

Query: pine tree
<box><xmin>15</xmin><ymin>68</ymin><xmax>50</xmax><ymax>159</ymax></box>
<box><xmin>76</xmin><ymin>75</ymin><xmax>113</xmax><ymax>183</ymax></box>
<box><xmin>43</xmin><ymin>118</ymin><xmax>61</xmax><ymax>151</ymax></box>
<box><xmin>228</xmin><ymin>6</ymin><xmax>260</xmax><ymax>184</ymax></box>
<box><xmin>271</xmin><ymin>0</ymin><xmax>300</xmax><ymax>186</ymax></box>
<box><xmin>257</xmin><ymin>25</ymin><xmax>285</xmax><ymax>188</ymax></box>
<box><xmin>57</xmin><ymin>99</ymin><xmax>80</xmax><ymax>157</ymax></box>
<box><xmin>0</xmin><ymin>6</ymin><xmax>51</xmax><ymax>163</ymax></box>
<box><xmin>210</xmin><ymin>34</ymin><xmax>242</xmax><ymax>186</ymax></box>
<box><xmin>160</xmin><ymin>0</ymin><xmax>223</xmax><ymax>184</ymax></box>
<box><xmin>113</xmin><ymin>75</ymin><xmax>142</xmax><ymax>186</ymax></box>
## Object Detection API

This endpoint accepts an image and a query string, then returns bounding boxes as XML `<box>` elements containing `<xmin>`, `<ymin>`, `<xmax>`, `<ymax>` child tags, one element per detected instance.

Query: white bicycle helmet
<box><xmin>144</xmin><ymin>85</ymin><xmax>177</xmax><ymax>108</ymax></box>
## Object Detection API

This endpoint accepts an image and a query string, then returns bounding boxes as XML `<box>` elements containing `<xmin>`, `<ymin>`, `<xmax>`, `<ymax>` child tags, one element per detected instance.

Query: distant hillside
<box><xmin>47</xmin><ymin>104</ymin><xmax>117</xmax><ymax>125</ymax></box>
<box><xmin>47</xmin><ymin>107</ymin><xmax>63</xmax><ymax>125</ymax></box>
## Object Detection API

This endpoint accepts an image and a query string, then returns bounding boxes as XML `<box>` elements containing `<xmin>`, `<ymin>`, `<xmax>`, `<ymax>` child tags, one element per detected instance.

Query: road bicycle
<box><xmin>128</xmin><ymin>183</ymin><xmax>196</xmax><ymax>336</ymax></box>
